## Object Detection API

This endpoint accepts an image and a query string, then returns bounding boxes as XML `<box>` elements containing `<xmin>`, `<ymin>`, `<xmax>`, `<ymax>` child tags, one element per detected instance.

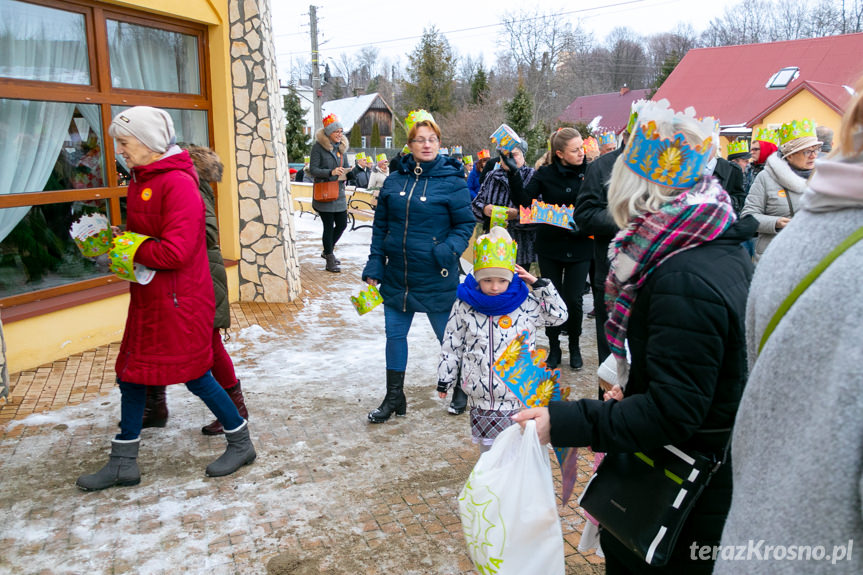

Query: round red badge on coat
<box><xmin>141</xmin><ymin>188</ymin><xmax>152</xmax><ymax>201</ymax></box>
<box><xmin>498</xmin><ymin>315</ymin><xmax>512</xmax><ymax>329</ymax></box>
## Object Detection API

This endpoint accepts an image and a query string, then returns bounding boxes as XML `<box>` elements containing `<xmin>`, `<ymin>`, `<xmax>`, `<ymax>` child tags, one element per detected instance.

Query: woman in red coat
<box><xmin>76</xmin><ymin>107</ymin><xmax>256</xmax><ymax>491</ymax></box>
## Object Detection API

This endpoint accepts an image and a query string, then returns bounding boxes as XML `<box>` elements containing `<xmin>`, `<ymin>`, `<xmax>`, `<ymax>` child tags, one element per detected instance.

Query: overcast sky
<box><xmin>271</xmin><ymin>0</ymin><xmax>742</xmax><ymax>84</ymax></box>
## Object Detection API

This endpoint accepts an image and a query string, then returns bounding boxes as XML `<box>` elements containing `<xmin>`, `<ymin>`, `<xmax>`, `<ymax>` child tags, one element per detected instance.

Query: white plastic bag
<box><xmin>458</xmin><ymin>420</ymin><xmax>565</xmax><ymax>575</ymax></box>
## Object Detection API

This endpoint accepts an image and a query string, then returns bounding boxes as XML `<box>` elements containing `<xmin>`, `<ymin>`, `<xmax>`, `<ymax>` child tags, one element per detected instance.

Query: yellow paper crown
<box><xmin>583</xmin><ymin>136</ymin><xmax>599</xmax><ymax>156</ymax></box>
<box><xmin>752</xmin><ymin>127</ymin><xmax>779</xmax><ymax>145</ymax></box>
<box><xmin>463</xmin><ymin>155</ymin><xmax>473</xmax><ymax>164</ymax></box>
<box><xmin>323</xmin><ymin>113</ymin><xmax>339</xmax><ymax>128</ymax></box>
<box><xmin>350</xmin><ymin>284</ymin><xmax>383</xmax><ymax>315</ymax></box>
<box><xmin>474</xmin><ymin>226</ymin><xmax>517</xmax><ymax>275</ymax></box>
<box><xmin>727</xmin><ymin>139</ymin><xmax>749</xmax><ymax>156</ymax></box>
<box><xmin>405</xmin><ymin>109</ymin><xmax>435</xmax><ymax>134</ymax></box>
<box><xmin>376</xmin><ymin>153</ymin><xmax>387</xmax><ymax>162</ymax></box>
<box><xmin>623</xmin><ymin>100</ymin><xmax>717</xmax><ymax>189</ymax></box>
<box><xmin>626</xmin><ymin>100</ymin><xmax>648</xmax><ymax>134</ymax></box>
<box><xmin>778</xmin><ymin>119</ymin><xmax>816</xmax><ymax>145</ymax></box>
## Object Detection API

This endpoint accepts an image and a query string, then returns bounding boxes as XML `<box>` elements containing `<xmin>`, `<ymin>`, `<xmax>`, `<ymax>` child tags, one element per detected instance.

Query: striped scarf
<box><xmin>604</xmin><ymin>176</ymin><xmax>736</xmax><ymax>384</ymax></box>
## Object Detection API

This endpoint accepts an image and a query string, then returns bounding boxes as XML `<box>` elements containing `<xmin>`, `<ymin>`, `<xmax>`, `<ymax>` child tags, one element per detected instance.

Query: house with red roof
<box><xmin>653</xmin><ymin>33</ymin><xmax>863</xmax><ymax>153</ymax></box>
<box><xmin>558</xmin><ymin>86</ymin><xmax>650</xmax><ymax>134</ymax></box>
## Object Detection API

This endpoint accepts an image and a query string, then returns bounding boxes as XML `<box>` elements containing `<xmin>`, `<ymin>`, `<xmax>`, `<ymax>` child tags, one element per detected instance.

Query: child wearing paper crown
<box><xmin>436</xmin><ymin>226</ymin><xmax>567</xmax><ymax>452</ymax></box>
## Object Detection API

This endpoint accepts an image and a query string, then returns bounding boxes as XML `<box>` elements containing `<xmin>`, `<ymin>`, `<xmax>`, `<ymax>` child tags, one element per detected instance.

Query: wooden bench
<box><xmin>347</xmin><ymin>189</ymin><xmax>378</xmax><ymax>231</ymax></box>
<box><xmin>291</xmin><ymin>182</ymin><xmax>317</xmax><ymax>219</ymax></box>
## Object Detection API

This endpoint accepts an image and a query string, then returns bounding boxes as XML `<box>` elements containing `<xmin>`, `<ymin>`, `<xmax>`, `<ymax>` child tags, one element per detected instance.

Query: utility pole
<box><xmin>309</xmin><ymin>5</ymin><xmax>322</xmax><ymax>134</ymax></box>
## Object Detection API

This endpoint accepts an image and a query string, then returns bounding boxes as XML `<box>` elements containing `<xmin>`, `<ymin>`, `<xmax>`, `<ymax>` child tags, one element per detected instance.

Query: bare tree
<box><xmin>604</xmin><ymin>27</ymin><xmax>649</xmax><ymax>91</ymax></box>
<box><xmin>700</xmin><ymin>0</ymin><xmax>773</xmax><ymax>46</ymax></box>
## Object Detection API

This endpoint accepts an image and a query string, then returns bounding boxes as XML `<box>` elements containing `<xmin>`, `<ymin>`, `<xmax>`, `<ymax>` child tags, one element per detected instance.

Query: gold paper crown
<box><xmin>752</xmin><ymin>127</ymin><xmax>779</xmax><ymax>145</ymax></box>
<box><xmin>623</xmin><ymin>100</ymin><xmax>717</xmax><ymax>189</ymax></box>
<box><xmin>477</xmin><ymin>149</ymin><xmax>490</xmax><ymax>160</ymax></box>
<box><xmin>323</xmin><ymin>113</ymin><xmax>339</xmax><ymax>127</ymax></box>
<box><xmin>405</xmin><ymin>109</ymin><xmax>435</xmax><ymax>134</ymax></box>
<box><xmin>727</xmin><ymin>139</ymin><xmax>749</xmax><ymax>156</ymax></box>
<box><xmin>350</xmin><ymin>284</ymin><xmax>383</xmax><ymax>315</ymax></box>
<box><xmin>474</xmin><ymin>226</ymin><xmax>516</xmax><ymax>275</ymax></box>
<box><xmin>583</xmin><ymin>136</ymin><xmax>599</xmax><ymax>156</ymax></box>
<box><xmin>778</xmin><ymin>119</ymin><xmax>816</xmax><ymax>145</ymax></box>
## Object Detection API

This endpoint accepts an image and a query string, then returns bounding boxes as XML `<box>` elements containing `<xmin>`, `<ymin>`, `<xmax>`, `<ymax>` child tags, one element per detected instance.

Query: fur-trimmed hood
<box><xmin>181</xmin><ymin>144</ymin><xmax>223</xmax><ymax>183</ymax></box>
<box><xmin>763</xmin><ymin>152</ymin><xmax>809</xmax><ymax>194</ymax></box>
<box><xmin>315</xmin><ymin>128</ymin><xmax>348</xmax><ymax>154</ymax></box>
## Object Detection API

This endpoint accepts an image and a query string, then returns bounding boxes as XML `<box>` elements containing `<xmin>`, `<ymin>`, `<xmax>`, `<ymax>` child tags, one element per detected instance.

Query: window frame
<box><xmin>0</xmin><ymin>0</ymin><xmax>213</xmax><ymax>311</ymax></box>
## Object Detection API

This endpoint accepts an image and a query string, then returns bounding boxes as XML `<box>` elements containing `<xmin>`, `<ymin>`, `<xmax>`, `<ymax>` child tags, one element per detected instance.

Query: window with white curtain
<box><xmin>0</xmin><ymin>0</ymin><xmax>210</xmax><ymax>306</ymax></box>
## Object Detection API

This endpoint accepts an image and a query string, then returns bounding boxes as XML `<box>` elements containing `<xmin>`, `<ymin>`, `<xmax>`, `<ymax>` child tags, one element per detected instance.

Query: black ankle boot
<box><xmin>569</xmin><ymin>342</ymin><xmax>583</xmax><ymax>370</ymax></box>
<box><xmin>546</xmin><ymin>338</ymin><xmax>562</xmax><ymax>369</ymax></box>
<box><xmin>368</xmin><ymin>370</ymin><xmax>406</xmax><ymax>423</ymax></box>
<box><xmin>324</xmin><ymin>253</ymin><xmax>341</xmax><ymax>273</ymax></box>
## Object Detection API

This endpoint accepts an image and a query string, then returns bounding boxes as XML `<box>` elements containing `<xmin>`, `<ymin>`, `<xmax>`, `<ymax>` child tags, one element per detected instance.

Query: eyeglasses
<box><xmin>410</xmin><ymin>137</ymin><xmax>439</xmax><ymax>145</ymax></box>
<box><xmin>801</xmin><ymin>147</ymin><xmax>820</xmax><ymax>158</ymax></box>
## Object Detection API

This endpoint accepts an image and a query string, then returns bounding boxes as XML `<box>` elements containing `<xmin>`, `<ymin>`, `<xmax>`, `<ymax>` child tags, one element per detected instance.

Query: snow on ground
<box><xmin>0</xmin><ymin>213</ymin><xmax>486</xmax><ymax>575</ymax></box>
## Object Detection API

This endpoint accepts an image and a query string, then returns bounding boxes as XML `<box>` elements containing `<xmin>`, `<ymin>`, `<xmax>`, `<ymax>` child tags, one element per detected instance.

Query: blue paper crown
<box><xmin>597</xmin><ymin>131</ymin><xmax>616</xmax><ymax>147</ymax></box>
<box><xmin>519</xmin><ymin>200</ymin><xmax>574</xmax><ymax>229</ymax></box>
<box><xmin>622</xmin><ymin>100</ymin><xmax>717</xmax><ymax>189</ymax></box>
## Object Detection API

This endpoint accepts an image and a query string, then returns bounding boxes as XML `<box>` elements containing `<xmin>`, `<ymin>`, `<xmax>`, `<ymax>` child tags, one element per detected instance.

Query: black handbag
<box><xmin>578</xmin><ymin>443</ymin><xmax>723</xmax><ymax>566</ymax></box>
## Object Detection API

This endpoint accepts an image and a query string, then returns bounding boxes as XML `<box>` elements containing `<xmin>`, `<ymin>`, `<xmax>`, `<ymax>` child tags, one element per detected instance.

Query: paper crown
<box><xmin>622</xmin><ymin>100</ymin><xmax>716</xmax><ymax>189</ymax></box>
<box><xmin>752</xmin><ymin>126</ymin><xmax>779</xmax><ymax>145</ymax></box>
<box><xmin>452</xmin><ymin>145</ymin><xmax>463</xmax><ymax>155</ymax></box>
<box><xmin>463</xmin><ymin>154</ymin><xmax>473</xmax><ymax>164</ymax></box>
<box><xmin>583</xmin><ymin>136</ymin><xmax>599</xmax><ymax>157</ymax></box>
<box><xmin>490</xmin><ymin>124</ymin><xmax>520</xmax><ymax>153</ymax></box>
<box><xmin>474</xmin><ymin>226</ymin><xmax>516</xmax><ymax>275</ymax></box>
<box><xmin>597</xmin><ymin>131</ymin><xmax>616</xmax><ymax>147</ymax></box>
<box><xmin>303</xmin><ymin>155</ymin><xmax>310</xmax><ymax>164</ymax></box>
<box><xmin>440</xmin><ymin>147</ymin><xmax>450</xmax><ymax>155</ymax></box>
<box><xmin>350</xmin><ymin>284</ymin><xmax>383</xmax><ymax>315</ymax></box>
<box><xmin>108</xmin><ymin>232</ymin><xmax>156</xmax><ymax>284</ymax></box>
<box><xmin>69</xmin><ymin>212</ymin><xmax>113</xmax><ymax>258</ymax></box>
<box><xmin>519</xmin><ymin>199</ymin><xmax>574</xmax><ymax>229</ymax></box>
<box><xmin>405</xmin><ymin>109</ymin><xmax>435</xmax><ymax>133</ymax></box>
<box><xmin>489</xmin><ymin>205</ymin><xmax>509</xmax><ymax>228</ymax></box>
<box><xmin>477</xmin><ymin>149</ymin><xmax>490</xmax><ymax>160</ymax></box>
<box><xmin>322</xmin><ymin>113</ymin><xmax>339</xmax><ymax>128</ymax></box>
<box><xmin>727</xmin><ymin>139</ymin><xmax>749</xmax><ymax>156</ymax></box>
<box><xmin>356</xmin><ymin>152</ymin><xmax>366</xmax><ymax>161</ymax></box>
<box><xmin>626</xmin><ymin>99</ymin><xmax>649</xmax><ymax>134</ymax></box>
<box><xmin>778</xmin><ymin>119</ymin><xmax>816</xmax><ymax>145</ymax></box>
<box><xmin>401</xmin><ymin>144</ymin><xmax>410</xmax><ymax>154</ymax></box>
<box><xmin>375</xmin><ymin>153</ymin><xmax>387</xmax><ymax>162</ymax></box>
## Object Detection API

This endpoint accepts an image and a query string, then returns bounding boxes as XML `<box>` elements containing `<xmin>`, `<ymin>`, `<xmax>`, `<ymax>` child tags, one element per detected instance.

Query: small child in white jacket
<box><xmin>436</xmin><ymin>226</ymin><xmax>567</xmax><ymax>451</ymax></box>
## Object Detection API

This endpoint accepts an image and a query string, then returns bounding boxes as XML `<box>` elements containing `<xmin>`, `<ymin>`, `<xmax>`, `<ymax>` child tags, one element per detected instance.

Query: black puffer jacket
<box><xmin>509</xmin><ymin>159</ymin><xmax>592</xmax><ymax>262</ymax></box>
<box><xmin>547</xmin><ymin>216</ymin><xmax>757</xmax><ymax>572</ymax></box>
<box><xmin>185</xmin><ymin>145</ymin><xmax>229</xmax><ymax>330</ymax></box>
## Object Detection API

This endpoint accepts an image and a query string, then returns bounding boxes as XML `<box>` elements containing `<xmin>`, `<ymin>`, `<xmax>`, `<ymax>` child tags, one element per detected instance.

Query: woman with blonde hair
<box><xmin>509</xmin><ymin>127</ymin><xmax>590</xmax><ymax>369</ymax></box>
<box><xmin>514</xmin><ymin>100</ymin><xmax>756</xmax><ymax>573</ymax></box>
<box><xmin>715</xmin><ymin>78</ymin><xmax>863</xmax><ymax>575</ymax></box>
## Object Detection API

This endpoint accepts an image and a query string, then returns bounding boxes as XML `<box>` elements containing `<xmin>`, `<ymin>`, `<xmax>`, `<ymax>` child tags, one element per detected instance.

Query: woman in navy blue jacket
<box><xmin>362</xmin><ymin>110</ymin><xmax>475</xmax><ymax>423</ymax></box>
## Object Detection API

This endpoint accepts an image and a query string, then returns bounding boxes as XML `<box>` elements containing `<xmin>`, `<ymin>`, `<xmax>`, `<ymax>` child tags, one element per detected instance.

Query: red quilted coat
<box><xmin>115</xmin><ymin>149</ymin><xmax>215</xmax><ymax>386</ymax></box>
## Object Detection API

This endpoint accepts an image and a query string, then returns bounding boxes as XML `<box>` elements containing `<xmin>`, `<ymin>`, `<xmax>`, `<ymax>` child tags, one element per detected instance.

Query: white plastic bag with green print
<box><xmin>458</xmin><ymin>420</ymin><xmax>565</xmax><ymax>575</ymax></box>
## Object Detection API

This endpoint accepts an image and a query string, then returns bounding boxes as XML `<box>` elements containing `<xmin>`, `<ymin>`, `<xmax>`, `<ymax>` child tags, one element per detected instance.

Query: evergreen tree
<box><xmin>403</xmin><ymin>27</ymin><xmax>456</xmax><ymax>114</ymax></box>
<box><xmin>370</xmin><ymin>122</ymin><xmax>381</xmax><ymax>147</ymax></box>
<box><xmin>504</xmin><ymin>82</ymin><xmax>533</xmax><ymax>137</ymax></box>
<box><xmin>349</xmin><ymin>127</ymin><xmax>363</xmax><ymax>148</ymax></box>
<box><xmin>283</xmin><ymin>88</ymin><xmax>309</xmax><ymax>162</ymax></box>
<box><xmin>470</xmin><ymin>65</ymin><xmax>489</xmax><ymax>104</ymax></box>
<box><xmin>648</xmin><ymin>50</ymin><xmax>682</xmax><ymax>98</ymax></box>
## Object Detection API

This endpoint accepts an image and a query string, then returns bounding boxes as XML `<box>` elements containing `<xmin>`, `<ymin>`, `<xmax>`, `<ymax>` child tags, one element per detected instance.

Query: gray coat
<box><xmin>740</xmin><ymin>152</ymin><xmax>808</xmax><ymax>261</ymax></box>
<box><xmin>308</xmin><ymin>129</ymin><xmax>350</xmax><ymax>213</ymax></box>
<box><xmin>716</xmin><ymin>157</ymin><xmax>863</xmax><ymax>574</ymax></box>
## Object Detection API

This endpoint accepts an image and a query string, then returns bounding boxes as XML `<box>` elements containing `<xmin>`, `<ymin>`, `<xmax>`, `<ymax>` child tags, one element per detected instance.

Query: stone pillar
<box><xmin>230</xmin><ymin>0</ymin><xmax>301</xmax><ymax>302</ymax></box>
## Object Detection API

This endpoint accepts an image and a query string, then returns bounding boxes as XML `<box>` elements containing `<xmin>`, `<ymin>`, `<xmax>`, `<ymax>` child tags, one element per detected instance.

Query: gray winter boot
<box><xmin>205</xmin><ymin>420</ymin><xmax>257</xmax><ymax>477</ymax></box>
<box><xmin>76</xmin><ymin>439</ymin><xmax>141</xmax><ymax>491</ymax></box>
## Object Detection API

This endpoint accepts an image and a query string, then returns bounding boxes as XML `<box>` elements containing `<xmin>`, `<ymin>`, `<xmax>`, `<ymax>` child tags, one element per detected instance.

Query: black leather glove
<box><xmin>499</xmin><ymin>150</ymin><xmax>518</xmax><ymax>172</ymax></box>
<box><xmin>567</xmin><ymin>217</ymin><xmax>580</xmax><ymax>233</ymax></box>
<box><xmin>436</xmin><ymin>381</ymin><xmax>449</xmax><ymax>394</ymax></box>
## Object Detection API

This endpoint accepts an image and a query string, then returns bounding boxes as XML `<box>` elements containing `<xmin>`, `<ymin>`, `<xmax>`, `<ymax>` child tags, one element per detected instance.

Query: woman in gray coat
<box><xmin>309</xmin><ymin>113</ymin><xmax>351</xmax><ymax>272</ymax></box>
<box><xmin>741</xmin><ymin>119</ymin><xmax>821</xmax><ymax>262</ymax></box>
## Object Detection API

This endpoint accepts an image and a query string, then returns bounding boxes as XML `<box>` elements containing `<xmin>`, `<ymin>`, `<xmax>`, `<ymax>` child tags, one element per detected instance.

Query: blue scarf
<box><xmin>457</xmin><ymin>274</ymin><xmax>529</xmax><ymax>316</ymax></box>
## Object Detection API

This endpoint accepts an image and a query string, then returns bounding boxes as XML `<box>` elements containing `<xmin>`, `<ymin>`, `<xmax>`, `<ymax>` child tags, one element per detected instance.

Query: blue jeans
<box><xmin>384</xmin><ymin>305</ymin><xmax>449</xmax><ymax>371</ymax></box>
<box><xmin>116</xmin><ymin>371</ymin><xmax>244</xmax><ymax>440</ymax></box>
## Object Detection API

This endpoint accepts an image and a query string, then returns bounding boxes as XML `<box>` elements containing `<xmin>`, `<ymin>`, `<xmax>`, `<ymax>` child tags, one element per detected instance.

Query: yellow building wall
<box><xmin>754</xmin><ymin>90</ymin><xmax>842</xmax><ymax>143</ymax></box>
<box><xmin>5</xmin><ymin>0</ymin><xmax>239</xmax><ymax>374</ymax></box>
